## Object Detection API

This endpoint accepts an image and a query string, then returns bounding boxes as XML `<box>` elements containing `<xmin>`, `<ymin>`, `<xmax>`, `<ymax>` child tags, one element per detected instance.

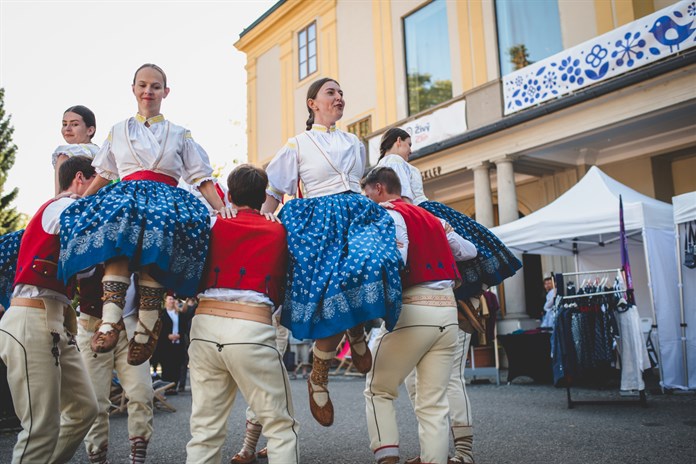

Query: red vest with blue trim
<box><xmin>201</xmin><ymin>210</ymin><xmax>288</xmax><ymax>306</ymax></box>
<box><xmin>390</xmin><ymin>199</ymin><xmax>461</xmax><ymax>289</ymax></box>
<box><xmin>14</xmin><ymin>199</ymin><xmax>69</xmax><ymax>295</ymax></box>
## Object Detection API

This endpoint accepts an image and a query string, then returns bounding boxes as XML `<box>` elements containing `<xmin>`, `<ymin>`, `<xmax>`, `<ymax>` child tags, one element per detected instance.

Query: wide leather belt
<box><xmin>11</xmin><ymin>297</ymin><xmax>46</xmax><ymax>309</ymax></box>
<box><xmin>402</xmin><ymin>294</ymin><xmax>456</xmax><ymax>307</ymax></box>
<box><xmin>196</xmin><ymin>300</ymin><xmax>272</xmax><ymax>326</ymax></box>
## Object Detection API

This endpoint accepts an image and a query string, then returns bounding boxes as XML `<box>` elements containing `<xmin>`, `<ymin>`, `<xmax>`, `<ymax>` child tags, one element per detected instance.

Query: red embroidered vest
<box><xmin>390</xmin><ymin>199</ymin><xmax>461</xmax><ymax>289</ymax></box>
<box><xmin>201</xmin><ymin>210</ymin><xmax>288</xmax><ymax>306</ymax></box>
<box><xmin>14</xmin><ymin>199</ymin><xmax>69</xmax><ymax>295</ymax></box>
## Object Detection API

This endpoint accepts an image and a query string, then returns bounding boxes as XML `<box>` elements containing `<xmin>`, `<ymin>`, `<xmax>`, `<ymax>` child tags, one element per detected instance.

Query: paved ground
<box><xmin>1</xmin><ymin>373</ymin><xmax>695</xmax><ymax>463</ymax></box>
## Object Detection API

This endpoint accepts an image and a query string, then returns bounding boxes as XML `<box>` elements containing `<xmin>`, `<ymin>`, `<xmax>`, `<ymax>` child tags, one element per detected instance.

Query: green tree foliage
<box><xmin>407</xmin><ymin>73</ymin><xmax>452</xmax><ymax>115</ymax></box>
<box><xmin>0</xmin><ymin>88</ymin><xmax>21</xmax><ymax>234</ymax></box>
<box><xmin>509</xmin><ymin>44</ymin><xmax>533</xmax><ymax>71</ymax></box>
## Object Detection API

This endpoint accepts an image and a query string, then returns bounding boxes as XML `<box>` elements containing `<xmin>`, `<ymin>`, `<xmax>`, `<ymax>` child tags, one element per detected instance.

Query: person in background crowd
<box><xmin>158</xmin><ymin>294</ymin><xmax>188</xmax><ymax>394</ymax></box>
<box><xmin>540</xmin><ymin>276</ymin><xmax>557</xmax><ymax>328</ymax></box>
<box><xmin>177</xmin><ymin>297</ymin><xmax>197</xmax><ymax>392</ymax></box>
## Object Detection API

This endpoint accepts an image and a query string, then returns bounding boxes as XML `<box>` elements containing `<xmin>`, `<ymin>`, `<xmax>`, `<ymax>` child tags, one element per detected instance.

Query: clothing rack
<box><xmin>555</xmin><ymin>268</ymin><xmax>647</xmax><ymax>409</ymax></box>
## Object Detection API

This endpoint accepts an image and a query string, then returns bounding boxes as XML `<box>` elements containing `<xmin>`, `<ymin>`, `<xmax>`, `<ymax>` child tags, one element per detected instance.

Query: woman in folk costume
<box><xmin>0</xmin><ymin>105</ymin><xmax>100</xmax><ymax>308</ymax></box>
<box><xmin>377</xmin><ymin>127</ymin><xmax>522</xmax><ymax>299</ymax></box>
<box><xmin>59</xmin><ymin>63</ymin><xmax>230</xmax><ymax>366</ymax></box>
<box><xmin>53</xmin><ymin>105</ymin><xmax>100</xmax><ymax>195</ymax></box>
<box><xmin>261</xmin><ymin>77</ymin><xmax>402</xmax><ymax>427</ymax></box>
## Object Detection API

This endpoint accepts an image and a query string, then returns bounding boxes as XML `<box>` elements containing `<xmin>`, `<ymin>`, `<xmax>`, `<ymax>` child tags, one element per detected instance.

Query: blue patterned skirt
<box><xmin>58</xmin><ymin>180</ymin><xmax>210</xmax><ymax>296</ymax></box>
<box><xmin>419</xmin><ymin>201</ymin><xmax>522</xmax><ymax>298</ymax></box>
<box><xmin>0</xmin><ymin>229</ymin><xmax>24</xmax><ymax>309</ymax></box>
<box><xmin>279</xmin><ymin>192</ymin><xmax>402</xmax><ymax>340</ymax></box>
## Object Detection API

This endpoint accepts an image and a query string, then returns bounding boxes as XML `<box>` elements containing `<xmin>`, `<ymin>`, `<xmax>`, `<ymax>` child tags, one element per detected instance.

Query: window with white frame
<box><xmin>298</xmin><ymin>22</ymin><xmax>317</xmax><ymax>80</ymax></box>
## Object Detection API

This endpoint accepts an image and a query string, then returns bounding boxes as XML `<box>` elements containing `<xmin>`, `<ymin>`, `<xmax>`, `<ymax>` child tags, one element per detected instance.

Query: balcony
<box><xmin>503</xmin><ymin>0</ymin><xmax>696</xmax><ymax>115</ymax></box>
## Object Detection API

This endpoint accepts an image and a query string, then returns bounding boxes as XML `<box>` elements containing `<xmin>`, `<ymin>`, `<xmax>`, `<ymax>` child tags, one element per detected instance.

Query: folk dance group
<box><xmin>0</xmin><ymin>65</ymin><xmax>521</xmax><ymax>464</ymax></box>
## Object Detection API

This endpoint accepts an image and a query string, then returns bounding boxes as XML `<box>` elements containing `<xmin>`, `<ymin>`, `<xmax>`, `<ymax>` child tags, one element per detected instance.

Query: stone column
<box><xmin>495</xmin><ymin>158</ymin><xmax>535</xmax><ymax>333</ymax></box>
<box><xmin>472</xmin><ymin>163</ymin><xmax>494</xmax><ymax>228</ymax></box>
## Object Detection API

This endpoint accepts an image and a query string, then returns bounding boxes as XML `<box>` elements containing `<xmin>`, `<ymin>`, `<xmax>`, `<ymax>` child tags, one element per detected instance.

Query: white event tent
<box><xmin>673</xmin><ymin>191</ymin><xmax>696</xmax><ymax>390</ymax></box>
<box><xmin>491</xmin><ymin>166</ymin><xmax>680</xmax><ymax>389</ymax></box>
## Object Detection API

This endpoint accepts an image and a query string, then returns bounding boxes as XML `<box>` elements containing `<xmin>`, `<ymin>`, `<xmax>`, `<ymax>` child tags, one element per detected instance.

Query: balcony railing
<box><xmin>503</xmin><ymin>0</ymin><xmax>696</xmax><ymax>115</ymax></box>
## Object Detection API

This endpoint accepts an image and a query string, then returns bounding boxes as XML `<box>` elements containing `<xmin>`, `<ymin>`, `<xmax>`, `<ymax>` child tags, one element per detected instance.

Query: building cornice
<box><xmin>235</xmin><ymin>0</ymin><xmax>335</xmax><ymax>54</ymax></box>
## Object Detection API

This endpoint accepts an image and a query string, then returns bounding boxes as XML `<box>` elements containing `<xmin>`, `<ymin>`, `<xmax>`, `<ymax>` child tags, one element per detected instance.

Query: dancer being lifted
<box><xmin>53</xmin><ymin>105</ymin><xmax>100</xmax><ymax>195</ymax></box>
<box><xmin>377</xmin><ymin>127</ymin><xmax>522</xmax><ymax>299</ymax></box>
<box><xmin>59</xmin><ymin>63</ymin><xmax>230</xmax><ymax>366</ymax></box>
<box><xmin>261</xmin><ymin>77</ymin><xmax>403</xmax><ymax>427</ymax></box>
<box><xmin>1</xmin><ymin>105</ymin><xmax>99</xmax><ymax>308</ymax></box>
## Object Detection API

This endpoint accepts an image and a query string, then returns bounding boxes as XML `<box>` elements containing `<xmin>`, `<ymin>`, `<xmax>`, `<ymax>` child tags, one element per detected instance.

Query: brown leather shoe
<box><xmin>346</xmin><ymin>326</ymin><xmax>372</xmax><ymax>374</ymax></box>
<box><xmin>404</xmin><ymin>457</ymin><xmax>420</xmax><ymax>464</ymax></box>
<box><xmin>307</xmin><ymin>378</ymin><xmax>334</xmax><ymax>427</ymax></box>
<box><xmin>230</xmin><ymin>450</ymin><xmax>256</xmax><ymax>464</ymax></box>
<box><xmin>91</xmin><ymin>319</ymin><xmax>124</xmax><ymax>353</ymax></box>
<box><xmin>456</xmin><ymin>297</ymin><xmax>485</xmax><ymax>334</ymax></box>
<box><xmin>256</xmin><ymin>447</ymin><xmax>267</xmax><ymax>459</ymax></box>
<box><xmin>127</xmin><ymin>318</ymin><xmax>162</xmax><ymax>366</ymax></box>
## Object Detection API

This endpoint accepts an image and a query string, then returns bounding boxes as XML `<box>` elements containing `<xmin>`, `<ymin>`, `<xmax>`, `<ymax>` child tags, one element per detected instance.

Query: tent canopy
<box><xmin>673</xmin><ymin>191</ymin><xmax>696</xmax><ymax>225</ymax></box>
<box><xmin>491</xmin><ymin>166</ymin><xmax>674</xmax><ymax>256</ymax></box>
<box><xmin>490</xmin><ymin>166</ymin><xmax>683</xmax><ymax>389</ymax></box>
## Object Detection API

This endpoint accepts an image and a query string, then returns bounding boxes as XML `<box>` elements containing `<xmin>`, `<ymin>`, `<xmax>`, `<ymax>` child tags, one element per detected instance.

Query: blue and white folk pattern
<box><xmin>419</xmin><ymin>201</ymin><xmax>522</xmax><ymax>299</ymax></box>
<box><xmin>0</xmin><ymin>229</ymin><xmax>24</xmax><ymax>309</ymax></box>
<box><xmin>59</xmin><ymin>180</ymin><xmax>210</xmax><ymax>297</ymax></box>
<box><xmin>503</xmin><ymin>0</ymin><xmax>696</xmax><ymax>115</ymax></box>
<box><xmin>279</xmin><ymin>192</ymin><xmax>403</xmax><ymax>340</ymax></box>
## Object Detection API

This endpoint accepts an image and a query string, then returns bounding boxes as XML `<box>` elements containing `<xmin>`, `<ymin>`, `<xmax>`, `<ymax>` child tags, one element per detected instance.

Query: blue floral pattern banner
<box><xmin>503</xmin><ymin>0</ymin><xmax>696</xmax><ymax>115</ymax></box>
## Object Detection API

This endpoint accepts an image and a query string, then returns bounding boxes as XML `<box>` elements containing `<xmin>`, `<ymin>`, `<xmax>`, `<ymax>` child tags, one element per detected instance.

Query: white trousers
<box><xmin>406</xmin><ymin>328</ymin><xmax>473</xmax><ymax>438</ymax></box>
<box><xmin>0</xmin><ymin>301</ymin><xmax>98</xmax><ymax>464</ymax></box>
<box><xmin>365</xmin><ymin>287</ymin><xmax>458</xmax><ymax>464</ymax></box>
<box><xmin>186</xmin><ymin>314</ymin><xmax>299</xmax><ymax>464</ymax></box>
<box><xmin>76</xmin><ymin>313</ymin><xmax>154</xmax><ymax>455</ymax></box>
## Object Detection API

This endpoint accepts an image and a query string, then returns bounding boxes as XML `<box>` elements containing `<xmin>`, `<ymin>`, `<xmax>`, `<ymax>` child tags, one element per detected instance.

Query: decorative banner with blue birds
<box><xmin>503</xmin><ymin>0</ymin><xmax>696</xmax><ymax>115</ymax></box>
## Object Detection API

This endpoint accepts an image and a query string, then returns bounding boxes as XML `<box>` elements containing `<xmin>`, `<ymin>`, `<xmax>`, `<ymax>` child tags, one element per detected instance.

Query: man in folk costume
<box><xmin>0</xmin><ymin>156</ymin><xmax>99</xmax><ymax>463</ymax></box>
<box><xmin>186</xmin><ymin>164</ymin><xmax>299</xmax><ymax>464</ymax></box>
<box><xmin>76</xmin><ymin>270</ymin><xmax>154</xmax><ymax>464</ymax></box>
<box><xmin>361</xmin><ymin>167</ymin><xmax>477</xmax><ymax>464</ymax></box>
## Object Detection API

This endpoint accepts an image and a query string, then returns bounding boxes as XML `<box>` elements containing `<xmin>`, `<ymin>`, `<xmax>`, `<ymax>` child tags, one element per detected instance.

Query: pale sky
<box><xmin>0</xmin><ymin>0</ymin><xmax>276</xmax><ymax>216</ymax></box>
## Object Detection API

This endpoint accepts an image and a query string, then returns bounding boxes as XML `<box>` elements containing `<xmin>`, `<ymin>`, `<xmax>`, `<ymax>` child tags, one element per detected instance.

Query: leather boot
<box><xmin>308</xmin><ymin>346</ymin><xmax>334</xmax><ymax>426</ymax></box>
<box><xmin>231</xmin><ymin>420</ymin><xmax>262</xmax><ymax>463</ymax></box>
<box><xmin>128</xmin><ymin>437</ymin><xmax>147</xmax><ymax>464</ymax></box>
<box><xmin>451</xmin><ymin>434</ymin><xmax>474</xmax><ymax>464</ymax></box>
<box><xmin>91</xmin><ymin>277</ymin><xmax>129</xmax><ymax>353</ymax></box>
<box><xmin>128</xmin><ymin>280</ymin><xmax>165</xmax><ymax>366</ymax></box>
<box><xmin>88</xmin><ymin>447</ymin><xmax>110</xmax><ymax>464</ymax></box>
<box><xmin>378</xmin><ymin>457</ymin><xmax>400</xmax><ymax>464</ymax></box>
<box><xmin>346</xmin><ymin>324</ymin><xmax>372</xmax><ymax>374</ymax></box>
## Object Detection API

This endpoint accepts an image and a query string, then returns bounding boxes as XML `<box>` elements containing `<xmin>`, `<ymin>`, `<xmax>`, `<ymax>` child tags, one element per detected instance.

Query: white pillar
<box><xmin>495</xmin><ymin>158</ymin><xmax>535</xmax><ymax>333</ymax></box>
<box><xmin>472</xmin><ymin>163</ymin><xmax>494</xmax><ymax>228</ymax></box>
